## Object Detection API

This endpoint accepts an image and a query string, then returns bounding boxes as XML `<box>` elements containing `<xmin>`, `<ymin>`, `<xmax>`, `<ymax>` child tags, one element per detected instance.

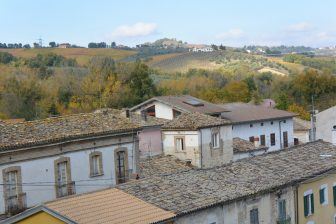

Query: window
<box><xmin>175</xmin><ymin>137</ymin><xmax>185</xmax><ymax>151</ymax></box>
<box><xmin>278</xmin><ymin>199</ymin><xmax>286</xmax><ymax>221</ymax></box>
<box><xmin>271</xmin><ymin>121</ymin><xmax>274</xmax><ymax>125</ymax></box>
<box><xmin>90</xmin><ymin>152</ymin><xmax>103</xmax><ymax>177</ymax></box>
<box><xmin>261</xmin><ymin>122</ymin><xmax>264</xmax><ymax>126</ymax></box>
<box><xmin>283</xmin><ymin>120</ymin><xmax>287</xmax><ymax>123</ymax></box>
<box><xmin>54</xmin><ymin>157</ymin><xmax>74</xmax><ymax>198</ymax></box>
<box><xmin>212</xmin><ymin>132</ymin><xmax>220</xmax><ymax>148</ymax></box>
<box><xmin>270</xmin><ymin>133</ymin><xmax>276</xmax><ymax>146</ymax></box>
<box><xmin>283</xmin><ymin>131</ymin><xmax>288</xmax><ymax>148</ymax></box>
<box><xmin>249</xmin><ymin>136</ymin><xmax>255</xmax><ymax>143</ymax></box>
<box><xmin>250</xmin><ymin>124</ymin><xmax>253</xmax><ymax>128</ymax></box>
<box><xmin>294</xmin><ymin>138</ymin><xmax>299</xmax><ymax>145</ymax></box>
<box><xmin>2</xmin><ymin>166</ymin><xmax>26</xmax><ymax>214</ymax></box>
<box><xmin>250</xmin><ymin>208</ymin><xmax>259</xmax><ymax>224</ymax></box>
<box><xmin>334</xmin><ymin>214</ymin><xmax>336</xmax><ymax>224</ymax></box>
<box><xmin>173</xmin><ymin>109</ymin><xmax>181</xmax><ymax>118</ymax></box>
<box><xmin>320</xmin><ymin>184</ymin><xmax>328</xmax><ymax>205</ymax></box>
<box><xmin>260</xmin><ymin>135</ymin><xmax>266</xmax><ymax>146</ymax></box>
<box><xmin>303</xmin><ymin>191</ymin><xmax>314</xmax><ymax>216</ymax></box>
<box><xmin>115</xmin><ymin>149</ymin><xmax>128</xmax><ymax>184</ymax></box>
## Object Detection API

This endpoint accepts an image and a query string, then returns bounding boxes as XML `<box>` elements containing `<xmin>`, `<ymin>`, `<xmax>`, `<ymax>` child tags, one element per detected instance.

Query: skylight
<box><xmin>183</xmin><ymin>99</ymin><xmax>204</xmax><ymax>107</ymax></box>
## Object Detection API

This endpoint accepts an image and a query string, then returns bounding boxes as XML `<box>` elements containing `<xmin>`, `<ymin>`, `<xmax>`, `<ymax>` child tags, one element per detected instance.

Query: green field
<box><xmin>0</xmin><ymin>48</ymin><xmax>137</xmax><ymax>65</ymax></box>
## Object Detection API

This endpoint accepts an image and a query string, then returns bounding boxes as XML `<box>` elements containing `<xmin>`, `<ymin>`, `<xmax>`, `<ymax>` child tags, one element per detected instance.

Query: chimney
<box><xmin>141</xmin><ymin>110</ymin><xmax>147</xmax><ymax>121</ymax></box>
<box><xmin>254</xmin><ymin>136</ymin><xmax>260</xmax><ymax>147</ymax></box>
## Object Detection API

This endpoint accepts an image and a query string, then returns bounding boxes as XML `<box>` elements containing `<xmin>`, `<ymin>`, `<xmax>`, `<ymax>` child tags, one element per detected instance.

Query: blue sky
<box><xmin>1</xmin><ymin>0</ymin><xmax>335</xmax><ymax>47</ymax></box>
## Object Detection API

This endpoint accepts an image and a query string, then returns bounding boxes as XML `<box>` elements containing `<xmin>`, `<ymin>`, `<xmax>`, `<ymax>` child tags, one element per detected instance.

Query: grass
<box><xmin>258</xmin><ymin>67</ymin><xmax>288</xmax><ymax>76</ymax></box>
<box><xmin>267</xmin><ymin>57</ymin><xmax>306</xmax><ymax>74</ymax></box>
<box><xmin>0</xmin><ymin>48</ymin><xmax>137</xmax><ymax>65</ymax></box>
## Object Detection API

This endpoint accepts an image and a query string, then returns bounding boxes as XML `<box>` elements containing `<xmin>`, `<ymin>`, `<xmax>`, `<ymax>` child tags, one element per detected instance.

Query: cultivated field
<box><xmin>0</xmin><ymin>48</ymin><xmax>136</xmax><ymax>65</ymax></box>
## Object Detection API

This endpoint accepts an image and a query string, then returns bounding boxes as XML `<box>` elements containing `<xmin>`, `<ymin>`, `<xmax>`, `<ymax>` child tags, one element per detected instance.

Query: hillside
<box><xmin>147</xmin><ymin>51</ymin><xmax>289</xmax><ymax>74</ymax></box>
<box><xmin>0</xmin><ymin>48</ymin><xmax>136</xmax><ymax>65</ymax></box>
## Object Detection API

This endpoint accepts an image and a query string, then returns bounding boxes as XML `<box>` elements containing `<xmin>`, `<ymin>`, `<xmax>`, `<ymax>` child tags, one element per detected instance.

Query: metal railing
<box><xmin>6</xmin><ymin>193</ymin><xmax>27</xmax><ymax>215</ymax></box>
<box><xmin>277</xmin><ymin>217</ymin><xmax>291</xmax><ymax>224</ymax></box>
<box><xmin>56</xmin><ymin>181</ymin><xmax>76</xmax><ymax>197</ymax></box>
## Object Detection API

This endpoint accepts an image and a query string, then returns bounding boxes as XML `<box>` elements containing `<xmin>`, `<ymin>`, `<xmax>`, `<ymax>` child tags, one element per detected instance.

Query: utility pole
<box><xmin>310</xmin><ymin>95</ymin><xmax>316</xmax><ymax>141</ymax></box>
<box><xmin>37</xmin><ymin>37</ymin><xmax>43</xmax><ymax>48</ymax></box>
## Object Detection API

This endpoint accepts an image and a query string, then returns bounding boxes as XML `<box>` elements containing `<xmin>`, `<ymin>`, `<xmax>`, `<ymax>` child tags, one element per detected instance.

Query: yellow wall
<box><xmin>298</xmin><ymin>173</ymin><xmax>336</xmax><ymax>224</ymax></box>
<box><xmin>17</xmin><ymin>211</ymin><xmax>66</xmax><ymax>224</ymax></box>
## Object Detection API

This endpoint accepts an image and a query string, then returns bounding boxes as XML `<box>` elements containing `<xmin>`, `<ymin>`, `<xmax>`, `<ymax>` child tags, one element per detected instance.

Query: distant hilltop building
<box><xmin>58</xmin><ymin>43</ymin><xmax>71</xmax><ymax>48</ymax></box>
<box><xmin>187</xmin><ymin>44</ymin><xmax>214</xmax><ymax>52</ymax></box>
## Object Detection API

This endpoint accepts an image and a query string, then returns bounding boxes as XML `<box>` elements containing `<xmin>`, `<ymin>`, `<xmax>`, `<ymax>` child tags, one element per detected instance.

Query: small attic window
<box><xmin>183</xmin><ymin>99</ymin><xmax>204</xmax><ymax>107</ymax></box>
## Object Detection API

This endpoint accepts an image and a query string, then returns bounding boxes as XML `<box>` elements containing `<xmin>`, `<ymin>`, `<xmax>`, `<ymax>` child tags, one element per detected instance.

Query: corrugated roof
<box><xmin>130</xmin><ymin>95</ymin><xmax>228</xmax><ymax>115</ymax></box>
<box><xmin>220</xmin><ymin>103</ymin><xmax>296</xmax><ymax>123</ymax></box>
<box><xmin>162</xmin><ymin>112</ymin><xmax>231</xmax><ymax>130</ymax></box>
<box><xmin>119</xmin><ymin>141</ymin><xmax>336</xmax><ymax>215</ymax></box>
<box><xmin>0</xmin><ymin>111</ymin><xmax>140</xmax><ymax>151</ymax></box>
<box><xmin>45</xmin><ymin>188</ymin><xmax>175</xmax><ymax>224</ymax></box>
<box><xmin>233</xmin><ymin>137</ymin><xmax>268</xmax><ymax>153</ymax></box>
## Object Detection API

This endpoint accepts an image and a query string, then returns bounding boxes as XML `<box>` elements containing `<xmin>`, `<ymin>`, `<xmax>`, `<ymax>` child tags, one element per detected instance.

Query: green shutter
<box><xmin>304</xmin><ymin>195</ymin><xmax>308</xmax><ymax>217</ymax></box>
<box><xmin>320</xmin><ymin>188</ymin><xmax>324</xmax><ymax>204</ymax></box>
<box><xmin>311</xmin><ymin>194</ymin><xmax>314</xmax><ymax>214</ymax></box>
<box><xmin>334</xmin><ymin>186</ymin><xmax>336</xmax><ymax>206</ymax></box>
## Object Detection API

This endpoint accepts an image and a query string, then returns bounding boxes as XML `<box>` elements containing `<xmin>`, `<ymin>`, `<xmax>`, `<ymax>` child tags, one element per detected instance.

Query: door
<box><xmin>57</xmin><ymin>162</ymin><xmax>68</xmax><ymax>196</ymax></box>
<box><xmin>116</xmin><ymin>151</ymin><xmax>127</xmax><ymax>184</ymax></box>
<box><xmin>283</xmin><ymin>131</ymin><xmax>288</xmax><ymax>148</ymax></box>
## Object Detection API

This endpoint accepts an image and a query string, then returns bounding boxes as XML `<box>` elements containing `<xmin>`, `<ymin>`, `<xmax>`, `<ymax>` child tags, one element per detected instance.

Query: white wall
<box><xmin>233</xmin><ymin>150</ymin><xmax>266</xmax><ymax>161</ymax></box>
<box><xmin>175</xmin><ymin>186</ymin><xmax>296</xmax><ymax>224</ymax></box>
<box><xmin>0</xmin><ymin>142</ymin><xmax>135</xmax><ymax>214</ymax></box>
<box><xmin>134</xmin><ymin>101</ymin><xmax>175</xmax><ymax>120</ymax></box>
<box><xmin>294</xmin><ymin>130</ymin><xmax>310</xmax><ymax>144</ymax></box>
<box><xmin>232</xmin><ymin>118</ymin><xmax>294</xmax><ymax>151</ymax></box>
<box><xmin>316</xmin><ymin>106</ymin><xmax>336</xmax><ymax>145</ymax></box>
<box><xmin>162</xmin><ymin>130</ymin><xmax>200</xmax><ymax>167</ymax></box>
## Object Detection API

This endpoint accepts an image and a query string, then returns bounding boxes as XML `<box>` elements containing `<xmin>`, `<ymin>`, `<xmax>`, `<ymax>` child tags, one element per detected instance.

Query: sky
<box><xmin>0</xmin><ymin>0</ymin><xmax>335</xmax><ymax>47</ymax></box>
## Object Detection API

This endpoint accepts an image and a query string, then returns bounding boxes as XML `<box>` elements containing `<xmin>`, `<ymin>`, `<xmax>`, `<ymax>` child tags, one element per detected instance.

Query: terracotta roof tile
<box><xmin>233</xmin><ymin>137</ymin><xmax>268</xmax><ymax>153</ymax></box>
<box><xmin>119</xmin><ymin>141</ymin><xmax>336</xmax><ymax>215</ymax></box>
<box><xmin>0</xmin><ymin>111</ymin><xmax>140</xmax><ymax>151</ymax></box>
<box><xmin>45</xmin><ymin>188</ymin><xmax>175</xmax><ymax>224</ymax></box>
<box><xmin>162</xmin><ymin>112</ymin><xmax>230</xmax><ymax>130</ymax></box>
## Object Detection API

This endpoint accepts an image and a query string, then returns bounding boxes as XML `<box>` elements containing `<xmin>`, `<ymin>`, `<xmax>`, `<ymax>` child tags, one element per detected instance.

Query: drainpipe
<box><xmin>279</xmin><ymin>121</ymin><xmax>283</xmax><ymax>149</ymax></box>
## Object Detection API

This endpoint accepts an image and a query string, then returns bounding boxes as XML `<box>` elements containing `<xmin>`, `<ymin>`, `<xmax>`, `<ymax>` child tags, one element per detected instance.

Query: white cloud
<box><xmin>215</xmin><ymin>28</ymin><xmax>244</xmax><ymax>40</ymax></box>
<box><xmin>110</xmin><ymin>22</ymin><xmax>158</xmax><ymax>38</ymax></box>
<box><xmin>286</xmin><ymin>22</ymin><xmax>313</xmax><ymax>32</ymax></box>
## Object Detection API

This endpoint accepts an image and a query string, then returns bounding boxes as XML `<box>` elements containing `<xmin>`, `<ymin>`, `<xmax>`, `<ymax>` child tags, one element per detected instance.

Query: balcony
<box><xmin>5</xmin><ymin>193</ymin><xmax>27</xmax><ymax>215</ymax></box>
<box><xmin>56</xmin><ymin>181</ymin><xmax>76</xmax><ymax>198</ymax></box>
<box><xmin>277</xmin><ymin>217</ymin><xmax>291</xmax><ymax>224</ymax></box>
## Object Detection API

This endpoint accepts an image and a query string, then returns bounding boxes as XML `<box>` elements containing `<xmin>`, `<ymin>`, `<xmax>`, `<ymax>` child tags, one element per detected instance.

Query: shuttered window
<box><xmin>303</xmin><ymin>193</ymin><xmax>314</xmax><ymax>216</ymax></box>
<box><xmin>270</xmin><ymin>133</ymin><xmax>276</xmax><ymax>146</ymax></box>
<box><xmin>333</xmin><ymin>185</ymin><xmax>336</xmax><ymax>206</ymax></box>
<box><xmin>250</xmin><ymin>208</ymin><xmax>259</xmax><ymax>224</ymax></box>
<box><xmin>320</xmin><ymin>188</ymin><xmax>325</xmax><ymax>204</ymax></box>
<box><xmin>260</xmin><ymin>135</ymin><xmax>266</xmax><ymax>146</ymax></box>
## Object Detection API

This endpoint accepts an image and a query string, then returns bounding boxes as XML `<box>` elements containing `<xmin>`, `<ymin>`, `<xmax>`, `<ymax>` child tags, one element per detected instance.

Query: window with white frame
<box><xmin>278</xmin><ymin>199</ymin><xmax>286</xmax><ymax>221</ymax></box>
<box><xmin>250</xmin><ymin>208</ymin><xmax>259</xmax><ymax>224</ymax></box>
<box><xmin>90</xmin><ymin>152</ymin><xmax>103</xmax><ymax>177</ymax></box>
<box><xmin>319</xmin><ymin>184</ymin><xmax>328</xmax><ymax>205</ymax></box>
<box><xmin>211</xmin><ymin>132</ymin><xmax>220</xmax><ymax>148</ymax></box>
<box><xmin>303</xmin><ymin>190</ymin><xmax>314</xmax><ymax>217</ymax></box>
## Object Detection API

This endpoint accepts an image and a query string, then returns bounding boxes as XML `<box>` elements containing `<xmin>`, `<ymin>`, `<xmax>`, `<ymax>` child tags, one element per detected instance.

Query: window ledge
<box><xmin>90</xmin><ymin>173</ymin><xmax>104</xmax><ymax>178</ymax></box>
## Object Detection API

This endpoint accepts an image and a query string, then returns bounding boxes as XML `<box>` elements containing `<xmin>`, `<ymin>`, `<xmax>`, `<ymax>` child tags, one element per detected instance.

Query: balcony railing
<box><xmin>56</xmin><ymin>181</ymin><xmax>76</xmax><ymax>198</ymax></box>
<box><xmin>277</xmin><ymin>217</ymin><xmax>291</xmax><ymax>224</ymax></box>
<box><xmin>5</xmin><ymin>192</ymin><xmax>27</xmax><ymax>215</ymax></box>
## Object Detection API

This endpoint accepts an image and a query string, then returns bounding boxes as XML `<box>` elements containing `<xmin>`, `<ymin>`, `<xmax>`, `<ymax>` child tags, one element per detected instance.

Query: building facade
<box><xmin>0</xmin><ymin>112</ymin><xmax>140</xmax><ymax>216</ymax></box>
<box><xmin>316</xmin><ymin>106</ymin><xmax>336</xmax><ymax>145</ymax></box>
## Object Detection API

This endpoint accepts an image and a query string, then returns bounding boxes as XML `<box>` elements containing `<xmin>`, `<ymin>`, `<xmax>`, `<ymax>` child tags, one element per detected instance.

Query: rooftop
<box><xmin>130</xmin><ymin>95</ymin><xmax>228</xmax><ymax>115</ymax></box>
<box><xmin>4</xmin><ymin>188</ymin><xmax>175</xmax><ymax>224</ymax></box>
<box><xmin>220</xmin><ymin>103</ymin><xmax>296</xmax><ymax>124</ymax></box>
<box><xmin>233</xmin><ymin>137</ymin><xmax>268</xmax><ymax>153</ymax></box>
<box><xmin>293</xmin><ymin>117</ymin><xmax>311</xmax><ymax>131</ymax></box>
<box><xmin>0</xmin><ymin>111</ymin><xmax>140</xmax><ymax>151</ymax></box>
<box><xmin>162</xmin><ymin>112</ymin><xmax>231</xmax><ymax>130</ymax></box>
<box><xmin>118</xmin><ymin>141</ymin><xmax>336</xmax><ymax>215</ymax></box>
<box><xmin>140</xmin><ymin>155</ymin><xmax>194</xmax><ymax>178</ymax></box>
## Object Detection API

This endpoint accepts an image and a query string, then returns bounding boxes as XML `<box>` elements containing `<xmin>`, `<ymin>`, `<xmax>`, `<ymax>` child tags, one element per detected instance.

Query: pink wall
<box><xmin>139</xmin><ymin>127</ymin><xmax>163</xmax><ymax>158</ymax></box>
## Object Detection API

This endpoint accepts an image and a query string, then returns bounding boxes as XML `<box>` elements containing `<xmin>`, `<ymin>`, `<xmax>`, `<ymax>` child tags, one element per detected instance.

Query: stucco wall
<box><xmin>294</xmin><ymin>130</ymin><xmax>310</xmax><ymax>144</ymax></box>
<box><xmin>176</xmin><ymin>186</ymin><xmax>296</xmax><ymax>224</ymax></box>
<box><xmin>134</xmin><ymin>101</ymin><xmax>175</xmax><ymax>120</ymax></box>
<box><xmin>232</xmin><ymin>118</ymin><xmax>294</xmax><ymax>151</ymax></box>
<box><xmin>139</xmin><ymin>127</ymin><xmax>163</xmax><ymax>158</ymax></box>
<box><xmin>199</xmin><ymin>125</ymin><xmax>233</xmax><ymax>168</ymax></box>
<box><xmin>298</xmin><ymin>173</ymin><xmax>336</xmax><ymax>224</ymax></box>
<box><xmin>233</xmin><ymin>150</ymin><xmax>266</xmax><ymax>161</ymax></box>
<box><xmin>316</xmin><ymin>106</ymin><xmax>336</xmax><ymax>145</ymax></box>
<box><xmin>0</xmin><ymin>140</ymin><xmax>136</xmax><ymax>214</ymax></box>
<box><xmin>162</xmin><ymin>130</ymin><xmax>200</xmax><ymax>167</ymax></box>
